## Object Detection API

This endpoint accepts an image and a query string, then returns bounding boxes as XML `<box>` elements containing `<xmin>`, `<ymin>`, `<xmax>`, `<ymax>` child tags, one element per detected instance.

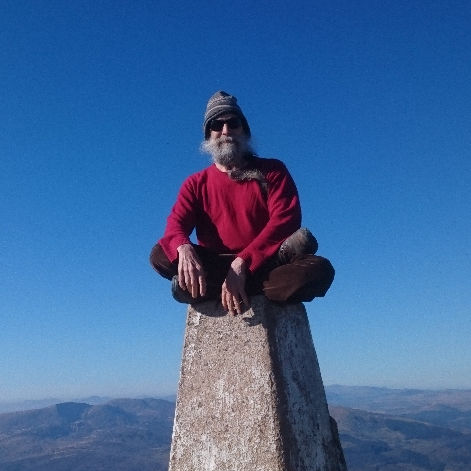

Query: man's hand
<box><xmin>221</xmin><ymin>257</ymin><xmax>250</xmax><ymax>315</ymax></box>
<box><xmin>177</xmin><ymin>244</ymin><xmax>207</xmax><ymax>299</ymax></box>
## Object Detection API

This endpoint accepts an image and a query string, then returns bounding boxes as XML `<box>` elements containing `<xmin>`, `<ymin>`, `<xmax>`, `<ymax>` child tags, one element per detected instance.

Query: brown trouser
<box><xmin>150</xmin><ymin>244</ymin><xmax>335</xmax><ymax>303</ymax></box>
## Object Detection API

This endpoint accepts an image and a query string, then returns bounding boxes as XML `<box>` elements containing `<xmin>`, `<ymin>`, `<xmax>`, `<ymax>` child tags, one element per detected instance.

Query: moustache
<box><xmin>215</xmin><ymin>136</ymin><xmax>239</xmax><ymax>144</ymax></box>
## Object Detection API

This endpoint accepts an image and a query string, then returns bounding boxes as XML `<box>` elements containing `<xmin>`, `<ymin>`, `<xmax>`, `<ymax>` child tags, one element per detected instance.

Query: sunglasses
<box><xmin>209</xmin><ymin>117</ymin><xmax>242</xmax><ymax>132</ymax></box>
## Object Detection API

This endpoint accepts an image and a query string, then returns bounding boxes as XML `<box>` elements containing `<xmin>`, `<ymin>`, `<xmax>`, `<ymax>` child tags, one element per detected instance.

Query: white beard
<box><xmin>200</xmin><ymin>135</ymin><xmax>253</xmax><ymax>169</ymax></box>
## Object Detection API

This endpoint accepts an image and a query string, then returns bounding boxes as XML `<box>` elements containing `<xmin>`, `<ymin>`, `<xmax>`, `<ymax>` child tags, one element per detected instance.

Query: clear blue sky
<box><xmin>1</xmin><ymin>0</ymin><xmax>470</xmax><ymax>402</ymax></box>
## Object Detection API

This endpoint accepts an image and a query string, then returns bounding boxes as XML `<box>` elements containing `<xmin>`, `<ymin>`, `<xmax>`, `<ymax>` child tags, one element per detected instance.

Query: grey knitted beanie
<box><xmin>203</xmin><ymin>91</ymin><xmax>251</xmax><ymax>139</ymax></box>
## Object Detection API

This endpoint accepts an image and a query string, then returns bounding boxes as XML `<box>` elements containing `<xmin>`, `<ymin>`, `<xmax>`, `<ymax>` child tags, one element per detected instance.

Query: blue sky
<box><xmin>1</xmin><ymin>0</ymin><xmax>470</xmax><ymax>402</ymax></box>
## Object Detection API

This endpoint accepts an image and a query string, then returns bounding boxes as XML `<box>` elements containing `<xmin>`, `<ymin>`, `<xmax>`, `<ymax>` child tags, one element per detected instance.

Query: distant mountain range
<box><xmin>326</xmin><ymin>385</ymin><xmax>471</xmax><ymax>417</ymax></box>
<box><xmin>0</xmin><ymin>395</ymin><xmax>177</xmax><ymax>415</ymax></box>
<box><xmin>331</xmin><ymin>407</ymin><xmax>471</xmax><ymax>470</ymax></box>
<box><xmin>0</xmin><ymin>398</ymin><xmax>173</xmax><ymax>471</ymax></box>
<box><xmin>0</xmin><ymin>386</ymin><xmax>470</xmax><ymax>470</ymax></box>
<box><xmin>0</xmin><ymin>396</ymin><xmax>112</xmax><ymax>415</ymax></box>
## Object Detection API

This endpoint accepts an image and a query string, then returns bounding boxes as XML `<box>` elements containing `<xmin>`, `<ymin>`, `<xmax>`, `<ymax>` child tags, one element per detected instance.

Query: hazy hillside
<box><xmin>330</xmin><ymin>406</ymin><xmax>471</xmax><ymax>471</ymax></box>
<box><xmin>326</xmin><ymin>385</ymin><xmax>471</xmax><ymax>415</ymax></box>
<box><xmin>0</xmin><ymin>396</ymin><xmax>112</xmax><ymax>415</ymax></box>
<box><xmin>1</xmin><ymin>388</ymin><xmax>470</xmax><ymax>470</ymax></box>
<box><xmin>0</xmin><ymin>399</ymin><xmax>173</xmax><ymax>471</ymax></box>
<box><xmin>326</xmin><ymin>385</ymin><xmax>471</xmax><ymax>433</ymax></box>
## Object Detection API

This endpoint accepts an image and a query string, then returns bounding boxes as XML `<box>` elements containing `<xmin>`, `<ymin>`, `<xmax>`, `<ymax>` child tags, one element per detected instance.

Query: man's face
<box><xmin>202</xmin><ymin>113</ymin><xmax>251</xmax><ymax>169</ymax></box>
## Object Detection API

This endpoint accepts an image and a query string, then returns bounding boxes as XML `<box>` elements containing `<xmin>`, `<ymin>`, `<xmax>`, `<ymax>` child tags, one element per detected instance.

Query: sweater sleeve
<box><xmin>158</xmin><ymin>177</ymin><xmax>198</xmax><ymax>263</ymax></box>
<box><xmin>237</xmin><ymin>161</ymin><xmax>301</xmax><ymax>273</ymax></box>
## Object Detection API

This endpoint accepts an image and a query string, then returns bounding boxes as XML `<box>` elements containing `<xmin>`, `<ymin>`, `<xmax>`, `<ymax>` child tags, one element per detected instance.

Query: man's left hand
<box><xmin>221</xmin><ymin>257</ymin><xmax>250</xmax><ymax>315</ymax></box>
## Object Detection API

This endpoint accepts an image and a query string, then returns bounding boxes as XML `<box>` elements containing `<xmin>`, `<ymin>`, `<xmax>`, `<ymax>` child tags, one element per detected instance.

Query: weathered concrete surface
<box><xmin>168</xmin><ymin>295</ymin><xmax>347</xmax><ymax>471</ymax></box>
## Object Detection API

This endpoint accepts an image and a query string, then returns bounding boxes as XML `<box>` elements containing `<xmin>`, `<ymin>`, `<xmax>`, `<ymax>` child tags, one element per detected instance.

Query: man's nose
<box><xmin>221</xmin><ymin>123</ymin><xmax>231</xmax><ymax>135</ymax></box>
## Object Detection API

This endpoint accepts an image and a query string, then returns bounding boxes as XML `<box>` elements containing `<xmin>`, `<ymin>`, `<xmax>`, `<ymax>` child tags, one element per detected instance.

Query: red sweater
<box><xmin>159</xmin><ymin>157</ymin><xmax>301</xmax><ymax>273</ymax></box>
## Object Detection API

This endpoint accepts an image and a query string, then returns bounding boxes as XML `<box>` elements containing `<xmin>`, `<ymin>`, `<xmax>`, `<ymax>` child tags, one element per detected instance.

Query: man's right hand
<box><xmin>177</xmin><ymin>244</ymin><xmax>207</xmax><ymax>299</ymax></box>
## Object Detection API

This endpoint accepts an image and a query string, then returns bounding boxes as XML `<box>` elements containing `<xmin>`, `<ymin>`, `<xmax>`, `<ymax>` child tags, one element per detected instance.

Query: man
<box><xmin>150</xmin><ymin>91</ymin><xmax>334</xmax><ymax>314</ymax></box>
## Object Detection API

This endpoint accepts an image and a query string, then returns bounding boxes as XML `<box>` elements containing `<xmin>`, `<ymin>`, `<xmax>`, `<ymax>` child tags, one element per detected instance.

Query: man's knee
<box><xmin>299</xmin><ymin>255</ymin><xmax>335</xmax><ymax>296</ymax></box>
<box><xmin>277</xmin><ymin>227</ymin><xmax>318</xmax><ymax>265</ymax></box>
<box><xmin>312</xmin><ymin>255</ymin><xmax>335</xmax><ymax>282</ymax></box>
<box><xmin>149</xmin><ymin>243</ymin><xmax>177</xmax><ymax>280</ymax></box>
<box><xmin>262</xmin><ymin>254</ymin><xmax>335</xmax><ymax>302</ymax></box>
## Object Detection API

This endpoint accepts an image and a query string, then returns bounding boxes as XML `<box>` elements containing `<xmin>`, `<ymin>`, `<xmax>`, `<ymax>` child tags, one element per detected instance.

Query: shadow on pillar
<box><xmin>168</xmin><ymin>295</ymin><xmax>347</xmax><ymax>471</ymax></box>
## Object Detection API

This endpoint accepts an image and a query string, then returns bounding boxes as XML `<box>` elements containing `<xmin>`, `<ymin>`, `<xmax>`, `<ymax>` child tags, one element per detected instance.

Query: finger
<box><xmin>177</xmin><ymin>260</ymin><xmax>186</xmax><ymax>290</ymax></box>
<box><xmin>189</xmin><ymin>262</ymin><xmax>206</xmax><ymax>298</ymax></box>
<box><xmin>179</xmin><ymin>258</ymin><xmax>191</xmax><ymax>291</ymax></box>
<box><xmin>240</xmin><ymin>289</ymin><xmax>250</xmax><ymax>309</ymax></box>
<box><xmin>225</xmin><ymin>292</ymin><xmax>235</xmax><ymax>315</ymax></box>
<box><xmin>226</xmin><ymin>295</ymin><xmax>233</xmax><ymax>313</ymax></box>
<box><xmin>186</xmin><ymin>263</ymin><xmax>201</xmax><ymax>298</ymax></box>
<box><xmin>178</xmin><ymin>270</ymin><xmax>188</xmax><ymax>291</ymax></box>
<box><xmin>221</xmin><ymin>287</ymin><xmax>228</xmax><ymax>311</ymax></box>
<box><xmin>189</xmin><ymin>271</ymin><xmax>199</xmax><ymax>298</ymax></box>
<box><xmin>183</xmin><ymin>265</ymin><xmax>192</xmax><ymax>292</ymax></box>
<box><xmin>233</xmin><ymin>296</ymin><xmax>241</xmax><ymax>315</ymax></box>
<box><xmin>228</xmin><ymin>293</ymin><xmax>239</xmax><ymax>315</ymax></box>
<box><xmin>199</xmin><ymin>275</ymin><xmax>207</xmax><ymax>297</ymax></box>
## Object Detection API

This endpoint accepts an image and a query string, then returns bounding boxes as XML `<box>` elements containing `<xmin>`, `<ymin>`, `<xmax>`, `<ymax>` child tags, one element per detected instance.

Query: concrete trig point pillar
<box><xmin>169</xmin><ymin>295</ymin><xmax>347</xmax><ymax>471</ymax></box>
